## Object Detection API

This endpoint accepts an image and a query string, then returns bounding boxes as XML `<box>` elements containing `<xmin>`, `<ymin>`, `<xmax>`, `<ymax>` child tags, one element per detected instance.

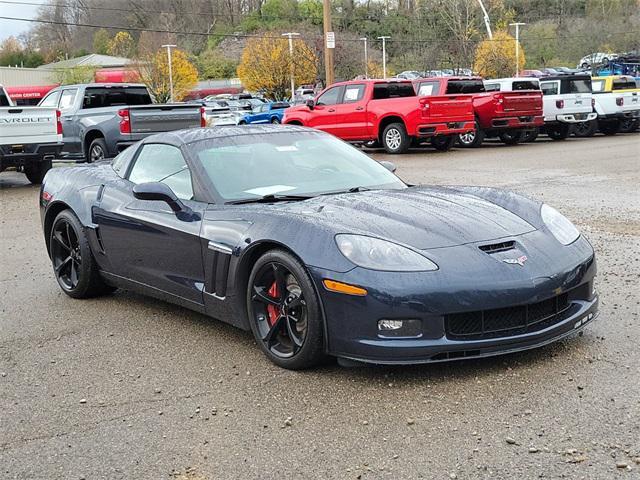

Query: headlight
<box><xmin>335</xmin><ymin>234</ymin><xmax>438</xmax><ymax>272</ymax></box>
<box><xmin>541</xmin><ymin>204</ymin><xmax>580</xmax><ymax>245</ymax></box>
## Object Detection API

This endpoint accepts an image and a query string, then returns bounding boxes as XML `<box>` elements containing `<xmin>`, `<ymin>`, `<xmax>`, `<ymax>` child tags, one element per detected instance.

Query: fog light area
<box><xmin>377</xmin><ymin>319</ymin><xmax>422</xmax><ymax>338</ymax></box>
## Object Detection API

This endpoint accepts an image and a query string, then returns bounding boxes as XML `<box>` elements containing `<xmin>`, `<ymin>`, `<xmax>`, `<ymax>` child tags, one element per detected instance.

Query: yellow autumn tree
<box><xmin>474</xmin><ymin>30</ymin><xmax>525</xmax><ymax>78</ymax></box>
<box><xmin>136</xmin><ymin>48</ymin><xmax>198</xmax><ymax>102</ymax></box>
<box><xmin>108</xmin><ymin>31</ymin><xmax>135</xmax><ymax>58</ymax></box>
<box><xmin>237</xmin><ymin>35</ymin><xmax>318</xmax><ymax>100</ymax></box>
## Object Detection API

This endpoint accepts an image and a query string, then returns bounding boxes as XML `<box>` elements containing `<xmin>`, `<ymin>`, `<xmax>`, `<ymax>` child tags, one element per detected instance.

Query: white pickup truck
<box><xmin>1</xmin><ymin>84</ymin><xmax>63</xmax><ymax>183</ymax></box>
<box><xmin>586</xmin><ymin>75</ymin><xmax>640</xmax><ymax>135</ymax></box>
<box><xmin>484</xmin><ymin>75</ymin><xmax>597</xmax><ymax>141</ymax></box>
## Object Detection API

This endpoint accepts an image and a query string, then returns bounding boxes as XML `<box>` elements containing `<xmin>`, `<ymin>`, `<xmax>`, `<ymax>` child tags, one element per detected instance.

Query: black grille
<box><xmin>446</xmin><ymin>292</ymin><xmax>571</xmax><ymax>340</ymax></box>
<box><xmin>479</xmin><ymin>241</ymin><xmax>515</xmax><ymax>254</ymax></box>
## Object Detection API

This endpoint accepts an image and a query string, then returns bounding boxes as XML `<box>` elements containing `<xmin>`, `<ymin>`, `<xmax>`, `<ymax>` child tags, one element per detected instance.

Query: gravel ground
<box><xmin>1</xmin><ymin>134</ymin><xmax>639</xmax><ymax>479</ymax></box>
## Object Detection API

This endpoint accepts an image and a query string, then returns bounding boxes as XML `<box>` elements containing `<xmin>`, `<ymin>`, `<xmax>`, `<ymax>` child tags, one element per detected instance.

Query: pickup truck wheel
<box><xmin>599</xmin><ymin>120</ymin><xmax>620</xmax><ymax>136</ymax></box>
<box><xmin>24</xmin><ymin>158</ymin><xmax>52</xmax><ymax>184</ymax></box>
<box><xmin>457</xmin><ymin>122</ymin><xmax>484</xmax><ymax>148</ymax></box>
<box><xmin>271</xmin><ymin>117</ymin><xmax>280</xmax><ymax>124</ymax></box>
<box><xmin>382</xmin><ymin>123</ymin><xmax>410</xmax><ymax>154</ymax></box>
<box><xmin>498</xmin><ymin>130</ymin><xmax>524</xmax><ymax>145</ymax></box>
<box><xmin>49</xmin><ymin>210</ymin><xmax>116</xmax><ymax>299</ymax></box>
<box><xmin>619</xmin><ymin>118</ymin><xmax>638</xmax><ymax>133</ymax></box>
<box><xmin>430</xmin><ymin>135</ymin><xmax>456</xmax><ymax>152</ymax></box>
<box><xmin>87</xmin><ymin>138</ymin><xmax>107</xmax><ymax>163</ymax></box>
<box><xmin>522</xmin><ymin>129</ymin><xmax>539</xmax><ymax>142</ymax></box>
<box><xmin>547</xmin><ymin>124</ymin><xmax>570</xmax><ymax>140</ymax></box>
<box><xmin>572</xmin><ymin>120</ymin><xmax>597</xmax><ymax>137</ymax></box>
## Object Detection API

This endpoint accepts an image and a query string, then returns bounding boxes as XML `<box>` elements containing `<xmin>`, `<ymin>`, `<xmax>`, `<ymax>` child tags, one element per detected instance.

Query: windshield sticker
<box><xmin>244</xmin><ymin>185</ymin><xmax>297</xmax><ymax>196</ymax></box>
<box><xmin>276</xmin><ymin>145</ymin><xmax>298</xmax><ymax>152</ymax></box>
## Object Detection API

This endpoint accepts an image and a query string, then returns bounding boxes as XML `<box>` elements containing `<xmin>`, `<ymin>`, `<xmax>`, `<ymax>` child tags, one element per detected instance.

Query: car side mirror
<box><xmin>133</xmin><ymin>182</ymin><xmax>187</xmax><ymax>213</ymax></box>
<box><xmin>306</xmin><ymin>99</ymin><xmax>315</xmax><ymax>110</ymax></box>
<box><xmin>379</xmin><ymin>161</ymin><xmax>397</xmax><ymax>173</ymax></box>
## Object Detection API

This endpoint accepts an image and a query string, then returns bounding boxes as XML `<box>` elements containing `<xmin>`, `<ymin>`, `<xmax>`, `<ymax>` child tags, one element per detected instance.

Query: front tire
<box><xmin>247</xmin><ymin>250</ymin><xmax>326</xmax><ymax>370</ymax></box>
<box><xmin>381</xmin><ymin>123</ymin><xmax>411</xmax><ymax>154</ymax></box>
<box><xmin>498</xmin><ymin>130</ymin><xmax>524</xmax><ymax>145</ymax></box>
<box><xmin>24</xmin><ymin>158</ymin><xmax>52</xmax><ymax>184</ymax></box>
<box><xmin>49</xmin><ymin>210</ymin><xmax>115</xmax><ymax>299</ymax></box>
<box><xmin>87</xmin><ymin>138</ymin><xmax>107</xmax><ymax>163</ymax></box>
<box><xmin>430</xmin><ymin>135</ymin><xmax>456</xmax><ymax>151</ymax></box>
<box><xmin>457</xmin><ymin>122</ymin><xmax>484</xmax><ymax>148</ymax></box>
<box><xmin>547</xmin><ymin>123</ymin><xmax>570</xmax><ymax>140</ymax></box>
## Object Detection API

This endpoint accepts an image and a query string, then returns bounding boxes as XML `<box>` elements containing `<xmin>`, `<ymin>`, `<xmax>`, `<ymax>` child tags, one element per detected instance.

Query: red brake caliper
<box><xmin>266</xmin><ymin>281</ymin><xmax>280</xmax><ymax>327</ymax></box>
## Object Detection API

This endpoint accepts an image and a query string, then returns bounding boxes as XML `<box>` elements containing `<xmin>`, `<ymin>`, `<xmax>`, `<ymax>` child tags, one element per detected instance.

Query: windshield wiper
<box><xmin>318</xmin><ymin>186</ymin><xmax>373</xmax><ymax>196</ymax></box>
<box><xmin>227</xmin><ymin>194</ymin><xmax>314</xmax><ymax>205</ymax></box>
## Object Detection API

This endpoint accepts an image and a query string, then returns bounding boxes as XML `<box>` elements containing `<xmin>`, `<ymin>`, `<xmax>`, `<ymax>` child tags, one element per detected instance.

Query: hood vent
<box><xmin>479</xmin><ymin>240</ymin><xmax>515</xmax><ymax>254</ymax></box>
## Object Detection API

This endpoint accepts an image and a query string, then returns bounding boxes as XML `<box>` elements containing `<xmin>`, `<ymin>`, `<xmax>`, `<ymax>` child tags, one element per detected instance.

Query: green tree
<box><xmin>93</xmin><ymin>29</ymin><xmax>110</xmax><ymax>54</ymax></box>
<box><xmin>198</xmin><ymin>49</ymin><xmax>238</xmax><ymax>79</ymax></box>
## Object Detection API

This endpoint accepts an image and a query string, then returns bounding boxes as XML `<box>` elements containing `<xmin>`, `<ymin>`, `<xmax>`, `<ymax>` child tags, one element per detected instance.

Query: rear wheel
<box><xmin>49</xmin><ymin>210</ymin><xmax>115</xmax><ymax>299</ymax></box>
<box><xmin>572</xmin><ymin>120</ymin><xmax>597</xmax><ymax>137</ymax></box>
<box><xmin>498</xmin><ymin>130</ymin><xmax>524</xmax><ymax>145</ymax></box>
<box><xmin>457</xmin><ymin>122</ymin><xmax>484</xmax><ymax>148</ymax></box>
<box><xmin>381</xmin><ymin>123</ymin><xmax>411</xmax><ymax>154</ymax></box>
<box><xmin>521</xmin><ymin>129</ymin><xmax>539</xmax><ymax>143</ymax></box>
<box><xmin>430</xmin><ymin>135</ymin><xmax>456</xmax><ymax>151</ymax></box>
<box><xmin>87</xmin><ymin>138</ymin><xmax>107</xmax><ymax>163</ymax></box>
<box><xmin>619</xmin><ymin>118</ymin><xmax>638</xmax><ymax>133</ymax></box>
<box><xmin>599</xmin><ymin>120</ymin><xmax>620</xmax><ymax>136</ymax></box>
<box><xmin>547</xmin><ymin>123</ymin><xmax>570</xmax><ymax>140</ymax></box>
<box><xmin>247</xmin><ymin>250</ymin><xmax>325</xmax><ymax>370</ymax></box>
<box><xmin>24</xmin><ymin>158</ymin><xmax>52</xmax><ymax>184</ymax></box>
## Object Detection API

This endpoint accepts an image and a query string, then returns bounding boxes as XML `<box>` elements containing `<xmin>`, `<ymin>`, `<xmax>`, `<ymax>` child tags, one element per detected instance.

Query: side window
<box><xmin>591</xmin><ymin>80</ymin><xmax>605</xmax><ymax>93</ymax></box>
<box><xmin>512</xmin><ymin>81</ymin><xmax>539</xmax><ymax>91</ymax></box>
<box><xmin>111</xmin><ymin>145</ymin><xmax>137</xmax><ymax>177</ymax></box>
<box><xmin>0</xmin><ymin>90</ymin><xmax>11</xmax><ymax>106</ymax></box>
<box><xmin>540</xmin><ymin>82</ymin><xmax>559</xmax><ymax>96</ymax></box>
<box><xmin>612</xmin><ymin>79</ymin><xmax>636</xmax><ymax>90</ymax></box>
<box><xmin>484</xmin><ymin>83</ymin><xmax>500</xmax><ymax>92</ymax></box>
<box><xmin>128</xmin><ymin>144</ymin><xmax>194</xmax><ymax>201</ymax></box>
<box><xmin>342</xmin><ymin>84</ymin><xmax>365</xmax><ymax>103</ymax></box>
<box><xmin>417</xmin><ymin>81</ymin><xmax>438</xmax><ymax>96</ymax></box>
<box><xmin>316</xmin><ymin>86</ymin><xmax>343</xmax><ymax>106</ymax></box>
<box><xmin>39</xmin><ymin>91</ymin><xmax>61</xmax><ymax>108</ymax></box>
<box><xmin>83</xmin><ymin>87</ymin><xmax>127</xmax><ymax>109</ymax></box>
<box><xmin>59</xmin><ymin>89</ymin><xmax>78</xmax><ymax>110</ymax></box>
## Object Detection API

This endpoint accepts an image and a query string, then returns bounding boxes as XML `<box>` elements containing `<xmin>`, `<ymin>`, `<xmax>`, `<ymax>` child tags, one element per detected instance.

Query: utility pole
<box><xmin>359</xmin><ymin>37</ymin><xmax>368</xmax><ymax>78</ymax></box>
<box><xmin>476</xmin><ymin>0</ymin><xmax>493</xmax><ymax>39</ymax></box>
<box><xmin>378</xmin><ymin>36</ymin><xmax>390</xmax><ymax>78</ymax></box>
<box><xmin>282</xmin><ymin>32</ymin><xmax>300</xmax><ymax>100</ymax></box>
<box><xmin>323</xmin><ymin>0</ymin><xmax>335</xmax><ymax>86</ymax></box>
<box><xmin>161</xmin><ymin>44</ymin><xmax>176</xmax><ymax>102</ymax></box>
<box><xmin>509</xmin><ymin>23</ymin><xmax>526</xmax><ymax>77</ymax></box>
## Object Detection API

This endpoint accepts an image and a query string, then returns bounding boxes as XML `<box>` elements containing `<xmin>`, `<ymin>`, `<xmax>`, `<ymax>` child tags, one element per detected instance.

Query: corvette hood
<box><xmin>276</xmin><ymin>187</ymin><xmax>536</xmax><ymax>250</ymax></box>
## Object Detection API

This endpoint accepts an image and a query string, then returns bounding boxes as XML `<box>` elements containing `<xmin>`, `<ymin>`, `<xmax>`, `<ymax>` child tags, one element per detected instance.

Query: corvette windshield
<box><xmin>189</xmin><ymin>131</ymin><xmax>406</xmax><ymax>202</ymax></box>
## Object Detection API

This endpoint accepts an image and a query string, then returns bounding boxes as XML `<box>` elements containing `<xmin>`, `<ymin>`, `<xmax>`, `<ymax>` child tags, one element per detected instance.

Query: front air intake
<box><xmin>478</xmin><ymin>240</ymin><xmax>515</xmax><ymax>254</ymax></box>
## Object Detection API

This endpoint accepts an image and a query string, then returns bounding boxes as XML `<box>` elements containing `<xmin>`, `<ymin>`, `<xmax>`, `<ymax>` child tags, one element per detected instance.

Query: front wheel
<box><xmin>547</xmin><ymin>123</ymin><xmax>570</xmax><ymax>140</ymax></box>
<box><xmin>24</xmin><ymin>158</ymin><xmax>52</xmax><ymax>184</ymax></box>
<box><xmin>572</xmin><ymin>120</ymin><xmax>597</xmax><ymax>137</ymax></box>
<box><xmin>498</xmin><ymin>130</ymin><xmax>524</xmax><ymax>145</ymax></box>
<box><xmin>381</xmin><ymin>123</ymin><xmax>411</xmax><ymax>154</ymax></box>
<box><xmin>247</xmin><ymin>250</ymin><xmax>326</xmax><ymax>370</ymax></box>
<box><xmin>430</xmin><ymin>135</ymin><xmax>456</xmax><ymax>151</ymax></box>
<box><xmin>49</xmin><ymin>210</ymin><xmax>116</xmax><ymax>298</ymax></box>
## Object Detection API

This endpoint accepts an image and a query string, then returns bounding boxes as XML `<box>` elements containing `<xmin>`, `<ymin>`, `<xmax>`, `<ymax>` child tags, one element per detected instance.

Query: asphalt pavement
<box><xmin>1</xmin><ymin>134</ymin><xmax>639</xmax><ymax>479</ymax></box>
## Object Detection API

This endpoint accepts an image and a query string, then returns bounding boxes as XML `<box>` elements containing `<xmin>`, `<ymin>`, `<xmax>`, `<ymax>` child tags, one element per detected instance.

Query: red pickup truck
<box><xmin>283</xmin><ymin>79</ymin><xmax>474</xmax><ymax>153</ymax></box>
<box><xmin>414</xmin><ymin>77</ymin><xmax>544</xmax><ymax>147</ymax></box>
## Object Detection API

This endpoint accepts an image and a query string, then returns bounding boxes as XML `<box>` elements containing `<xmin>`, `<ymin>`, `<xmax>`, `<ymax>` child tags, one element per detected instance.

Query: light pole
<box><xmin>359</xmin><ymin>37</ymin><xmax>368</xmax><ymax>78</ymax></box>
<box><xmin>161</xmin><ymin>44</ymin><xmax>176</xmax><ymax>102</ymax></box>
<box><xmin>509</xmin><ymin>22</ymin><xmax>526</xmax><ymax>77</ymax></box>
<box><xmin>377</xmin><ymin>36</ymin><xmax>390</xmax><ymax>78</ymax></box>
<box><xmin>282</xmin><ymin>32</ymin><xmax>300</xmax><ymax>100</ymax></box>
<box><xmin>476</xmin><ymin>0</ymin><xmax>493</xmax><ymax>39</ymax></box>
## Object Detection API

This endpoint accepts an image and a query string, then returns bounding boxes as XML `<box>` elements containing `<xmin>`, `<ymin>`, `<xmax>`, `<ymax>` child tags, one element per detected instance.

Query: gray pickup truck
<box><xmin>39</xmin><ymin>83</ymin><xmax>204</xmax><ymax>161</ymax></box>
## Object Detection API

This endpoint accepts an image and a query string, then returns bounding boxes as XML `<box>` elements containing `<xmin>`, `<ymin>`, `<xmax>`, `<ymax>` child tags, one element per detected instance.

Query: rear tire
<box><xmin>498</xmin><ymin>130</ymin><xmax>524</xmax><ymax>145</ymax></box>
<box><xmin>572</xmin><ymin>120</ymin><xmax>597</xmax><ymax>137</ymax></box>
<box><xmin>49</xmin><ymin>210</ymin><xmax>116</xmax><ymax>299</ymax></box>
<box><xmin>619</xmin><ymin>118</ymin><xmax>638</xmax><ymax>133</ymax></box>
<box><xmin>87</xmin><ymin>137</ymin><xmax>107</xmax><ymax>163</ymax></box>
<box><xmin>457</xmin><ymin>122</ymin><xmax>484</xmax><ymax>148</ymax></box>
<box><xmin>24</xmin><ymin>158</ymin><xmax>52</xmax><ymax>184</ymax></box>
<box><xmin>430</xmin><ymin>135</ymin><xmax>456</xmax><ymax>151</ymax></box>
<box><xmin>521</xmin><ymin>129</ymin><xmax>539</xmax><ymax>143</ymax></box>
<box><xmin>599</xmin><ymin>120</ymin><xmax>620</xmax><ymax>136</ymax></box>
<box><xmin>547</xmin><ymin>123</ymin><xmax>570</xmax><ymax>140</ymax></box>
<box><xmin>381</xmin><ymin>123</ymin><xmax>411</xmax><ymax>154</ymax></box>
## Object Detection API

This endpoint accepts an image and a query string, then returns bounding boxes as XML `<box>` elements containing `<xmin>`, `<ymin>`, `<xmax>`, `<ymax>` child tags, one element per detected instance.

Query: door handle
<box><xmin>355</xmin><ymin>106</ymin><xmax>364</xmax><ymax>111</ymax></box>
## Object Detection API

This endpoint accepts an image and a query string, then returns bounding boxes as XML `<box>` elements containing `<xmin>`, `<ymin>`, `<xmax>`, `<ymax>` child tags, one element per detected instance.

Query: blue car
<box><xmin>39</xmin><ymin>126</ymin><xmax>598</xmax><ymax>370</ymax></box>
<box><xmin>239</xmin><ymin>102</ymin><xmax>290</xmax><ymax>125</ymax></box>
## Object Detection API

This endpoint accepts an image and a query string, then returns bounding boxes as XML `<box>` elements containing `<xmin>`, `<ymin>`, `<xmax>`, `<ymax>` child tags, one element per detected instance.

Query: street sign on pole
<box><xmin>326</xmin><ymin>31</ymin><xmax>335</xmax><ymax>49</ymax></box>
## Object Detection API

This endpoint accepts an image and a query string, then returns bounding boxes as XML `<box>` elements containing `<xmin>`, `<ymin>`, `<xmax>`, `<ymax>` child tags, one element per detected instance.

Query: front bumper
<box><xmin>489</xmin><ymin>114</ymin><xmax>544</xmax><ymax>130</ymax></box>
<box><xmin>555</xmin><ymin>112</ymin><xmax>598</xmax><ymax>123</ymax></box>
<box><xmin>416</xmin><ymin>119</ymin><xmax>475</xmax><ymax>137</ymax></box>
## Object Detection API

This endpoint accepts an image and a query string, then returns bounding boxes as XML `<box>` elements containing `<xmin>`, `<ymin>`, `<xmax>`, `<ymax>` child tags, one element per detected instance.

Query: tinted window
<box><xmin>446</xmin><ymin>80</ymin><xmax>485</xmax><ymax>94</ymax></box>
<box><xmin>562</xmin><ymin>79</ymin><xmax>591</xmax><ymax>94</ymax></box>
<box><xmin>416</xmin><ymin>81</ymin><xmax>439</xmax><ymax>96</ymax></box>
<box><xmin>484</xmin><ymin>83</ymin><xmax>500</xmax><ymax>92</ymax></box>
<box><xmin>612</xmin><ymin>79</ymin><xmax>637</xmax><ymax>90</ymax></box>
<box><xmin>0</xmin><ymin>90</ymin><xmax>10</xmax><ymax>106</ymax></box>
<box><xmin>271</xmin><ymin>102</ymin><xmax>290</xmax><ymax>109</ymax></box>
<box><xmin>316</xmin><ymin>86</ymin><xmax>344</xmax><ymax>106</ymax></box>
<box><xmin>39</xmin><ymin>91</ymin><xmax>61</xmax><ymax>108</ymax></box>
<box><xmin>128</xmin><ymin>144</ymin><xmax>193</xmax><ymax>200</ymax></box>
<box><xmin>512</xmin><ymin>81</ymin><xmax>539</xmax><ymax>91</ymax></box>
<box><xmin>373</xmin><ymin>83</ymin><xmax>415</xmax><ymax>100</ymax></box>
<box><xmin>342</xmin><ymin>84</ymin><xmax>365</xmax><ymax>103</ymax></box>
<box><xmin>59</xmin><ymin>89</ymin><xmax>78</xmax><ymax>110</ymax></box>
<box><xmin>83</xmin><ymin>86</ymin><xmax>152</xmax><ymax>109</ymax></box>
<box><xmin>540</xmin><ymin>81</ymin><xmax>559</xmax><ymax>95</ymax></box>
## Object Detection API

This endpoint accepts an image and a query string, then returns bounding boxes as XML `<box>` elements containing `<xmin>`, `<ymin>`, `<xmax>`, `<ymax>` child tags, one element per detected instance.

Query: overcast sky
<box><xmin>0</xmin><ymin>1</ymin><xmax>41</xmax><ymax>42</ymax></box>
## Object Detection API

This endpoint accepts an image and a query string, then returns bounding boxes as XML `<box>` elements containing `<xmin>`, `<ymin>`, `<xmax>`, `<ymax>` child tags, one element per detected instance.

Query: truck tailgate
<box><xmin>128</xmin><ymin>104</ymin><xmax>202</xmax><ymax>133</ymax></box>
<box><xmin>424</xmin><ymin>95</ymin><xmax>474</xmax><ymax>119</ymax></box>
<box><xmin>0</xmin><ymin>107</ymin><xmax>60</xmax><ymax>145</ymax></box>
<box><xmin>500</xmin><ymin>91</ymin><xmax>542</xmax><ymax>113</ymax></box>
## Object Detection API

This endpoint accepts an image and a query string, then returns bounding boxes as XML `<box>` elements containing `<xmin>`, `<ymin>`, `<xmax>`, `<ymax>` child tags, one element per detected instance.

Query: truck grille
<box><xmin>445</xmin><ymin>292</ymin><xmax>571</xmax><ymax>340</ymax></box>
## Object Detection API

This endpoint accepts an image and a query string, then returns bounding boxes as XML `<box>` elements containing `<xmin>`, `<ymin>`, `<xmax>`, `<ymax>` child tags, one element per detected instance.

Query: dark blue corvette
<box><xmin>40</xmin><ymin>125</ymin><xmax>598</xmax><ymax>369</ymax></box>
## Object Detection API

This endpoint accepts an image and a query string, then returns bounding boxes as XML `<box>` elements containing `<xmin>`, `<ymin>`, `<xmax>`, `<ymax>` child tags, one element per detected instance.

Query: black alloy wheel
<box><xmin>572</xmin><ymin>120</ymin><xmax>597</xmax><ymax>137</ymax></box>
<box><xmin>247</xmin><ymin>250</ymin><xmax>325</xmax><ymax>369</ymax></box>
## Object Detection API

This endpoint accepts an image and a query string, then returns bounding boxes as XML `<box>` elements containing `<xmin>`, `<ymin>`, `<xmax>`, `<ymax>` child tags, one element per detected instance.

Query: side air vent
<box><xmin>479</xmin><ymin>240</ymin><xmax>516</xmax><ymax>254</ymax></box>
